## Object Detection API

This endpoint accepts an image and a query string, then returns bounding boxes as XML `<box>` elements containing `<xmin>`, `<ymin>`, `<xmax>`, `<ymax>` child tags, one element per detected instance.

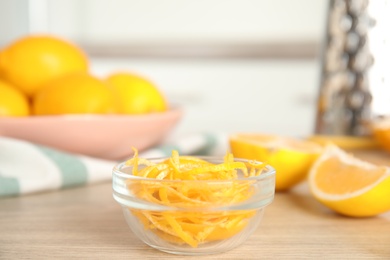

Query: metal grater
<box><xmin>315</xmin><ymin>0</ymin><xmax>390</xmax><ymax>136</ymax></box>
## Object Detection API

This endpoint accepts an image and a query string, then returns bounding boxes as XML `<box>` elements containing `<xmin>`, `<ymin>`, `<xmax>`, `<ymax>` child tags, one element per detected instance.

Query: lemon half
<box><xmin>229</xmin><ymin>133</ymin><xmax>322</xmax><ymax>191</ymax></box>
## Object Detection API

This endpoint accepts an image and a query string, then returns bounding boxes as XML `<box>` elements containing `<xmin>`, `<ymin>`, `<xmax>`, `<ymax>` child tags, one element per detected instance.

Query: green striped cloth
<box><xmin>0</xmin><ymin>133</ymin><xmax>226</xmax><ymax>198</ymax></box>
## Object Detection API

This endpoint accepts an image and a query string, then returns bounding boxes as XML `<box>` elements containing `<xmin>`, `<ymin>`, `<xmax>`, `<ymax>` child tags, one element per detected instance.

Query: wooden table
<box><xmin>1</xmin><ymin>151</ymin><xmax>390</xmax><ymax>259</ymax></box>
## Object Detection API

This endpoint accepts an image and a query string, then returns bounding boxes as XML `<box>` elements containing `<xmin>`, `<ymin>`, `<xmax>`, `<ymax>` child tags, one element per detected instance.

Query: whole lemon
<box><xmin>106</xmin><ymin>72</ymin><xmax>167</xmax><ymax>114</ymax></box>
<box><xmin>0</xmin><ymin>35</ymin><xmax>88</xmax><ymax>97</ymax></box>
<box><xmin>0</xmin><ymin>80</ymin><xmax>30</xmax><ymax>116</ymax></box>
<box><xmin>32</xmin><ymin>73</ymin><xmax>115</xmax><ymax>115</ymax></box>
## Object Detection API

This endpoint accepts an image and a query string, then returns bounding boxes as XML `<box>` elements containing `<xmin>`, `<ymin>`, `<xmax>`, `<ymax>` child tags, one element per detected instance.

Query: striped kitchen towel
<box><xmin>0</xmin><ymin>133</ymin><xmax>227</xmax><ymax>198</ymax></box>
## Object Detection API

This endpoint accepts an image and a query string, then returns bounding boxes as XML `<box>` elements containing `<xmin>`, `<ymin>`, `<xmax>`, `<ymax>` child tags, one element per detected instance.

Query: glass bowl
<box><xmin>112</xmin><ymin>156</ymin><xmax>276</xmax><ymax>255</ymax></box>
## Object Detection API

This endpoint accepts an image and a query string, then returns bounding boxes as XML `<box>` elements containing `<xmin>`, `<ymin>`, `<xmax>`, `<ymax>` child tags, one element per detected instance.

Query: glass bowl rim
<box><xmin>112</xmin><ymin>156</ymin><xmax>276</xmax><ymax>182</ymax></box>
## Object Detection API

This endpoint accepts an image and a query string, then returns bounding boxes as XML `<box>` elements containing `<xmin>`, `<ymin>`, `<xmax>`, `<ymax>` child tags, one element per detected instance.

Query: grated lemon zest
<box><xmin>125</xmin><ymin>149</ymin><xmax>265</xmax><ymax>247</ymax></box>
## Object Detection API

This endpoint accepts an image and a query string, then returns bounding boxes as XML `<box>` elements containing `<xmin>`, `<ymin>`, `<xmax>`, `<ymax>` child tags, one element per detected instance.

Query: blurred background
<box><xmin>0</xmin><ymin>0</ymin><xmax>328</xmax><ymax>136</ymax></box>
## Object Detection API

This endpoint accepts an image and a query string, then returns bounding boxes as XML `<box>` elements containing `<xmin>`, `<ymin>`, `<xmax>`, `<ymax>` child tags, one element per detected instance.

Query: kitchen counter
<box><xmin>1</xmin><ymin>150</ymin><xmax>389</xmax><ymax>259</ymax></box>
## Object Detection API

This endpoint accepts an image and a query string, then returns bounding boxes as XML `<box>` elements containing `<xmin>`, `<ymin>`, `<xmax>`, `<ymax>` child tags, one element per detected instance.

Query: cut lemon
<box><xmin>308</xmin><ymin>145</ymin><xmax>390</xmax><ymax>217</ymax></box>
<box><xmin>229</xmin><ymin>133</ymin><xmax>322</xmax><ymax>191</ymax></box>
<box><xmin>307</xmin><ymin>135</ymin><xmax>379</xmax><ymax>150</ymax></box>
<box><xmin>371</xmin><ymin>117</ymin><xmax>390</xmax><ymax>153</ymax></box>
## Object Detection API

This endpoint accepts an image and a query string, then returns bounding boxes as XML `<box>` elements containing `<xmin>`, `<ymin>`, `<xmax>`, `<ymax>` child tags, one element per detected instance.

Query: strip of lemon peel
<box><xmin>247</xmin><ymin>160</ymin><xmax>267</xmax><ymax>177</ymax></box>
<box><xmin>126</xmin><ymin>147</ymin><xmax>156</xmax><ymax>176</ymax></box>
<box><xmin>125</xmin><ymin>149</ymin><xmax>265</xmax><ymax>248</ymax></box>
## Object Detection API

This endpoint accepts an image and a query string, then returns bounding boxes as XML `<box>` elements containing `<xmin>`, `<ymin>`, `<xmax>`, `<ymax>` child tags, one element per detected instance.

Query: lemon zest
<box><xmin>163</xmin><ymin>214</ymin><xmax>199</xmax><ymax>248</ymax></box>
<box><xmin>125</xmin><ymin>149</ymin><xmax>265</xmax><ymax>247</ymax></box>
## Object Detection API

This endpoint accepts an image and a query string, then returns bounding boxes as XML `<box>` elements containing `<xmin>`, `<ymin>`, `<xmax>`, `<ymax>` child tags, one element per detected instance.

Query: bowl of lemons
<box><xmin>0</xmin><ymin>35</ymin><xmax>182</xmax><ymax>160</ymax></box>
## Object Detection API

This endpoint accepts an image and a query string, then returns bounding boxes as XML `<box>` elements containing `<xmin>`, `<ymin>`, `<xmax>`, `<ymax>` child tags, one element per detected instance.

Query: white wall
<box><xmin>1</xmin><ymin>0</ymin><xmax>328</xmax><ymax>45</ymax></box>
<box><xmin>63</xmin><ymin>0</ymin><xmax>327</xmax><ymax>43</ymax></box>
<box><xmin>0</xmin><ymin>0</ymin><xmax>30</xmax><ymax>46</ymax></box>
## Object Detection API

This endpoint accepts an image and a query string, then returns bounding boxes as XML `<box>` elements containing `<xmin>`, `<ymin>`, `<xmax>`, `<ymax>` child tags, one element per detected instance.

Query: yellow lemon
<box><xmin>229</xmin><ymin>133</ymin><xmax>322</xmax><ymax>191</ymax></box>
<box><xmin>371</xmin><ymin>118</ymin><xmax>390</xmax><ymax>153</ymax></box>
<box><xmin>32</xmin><ymin>72</ymin><xmax>115</xmax><ymax>115</ymax></box>
<box><xmin>106</xmin><ymin>72</ymin><xmax>167</xmax><ymax>114</ymax></box>
<box><xmin>308</xmin><ymin>145</ymin><xmax>390</xmax><ymax>217</ymax></box>
<box><xmin>0</xmin><ymin>79</ymin><xmax>30</xmax><ymax>116</ymax></box>
<box><xmin>307</xmin><ymin>135</ymin><xmax>379</xmax><ymax>150</ymax></box>
<box><xmin>0</xmin><ymin>35</ymin><xmax>88</xmax><ymax>97</ymax></box>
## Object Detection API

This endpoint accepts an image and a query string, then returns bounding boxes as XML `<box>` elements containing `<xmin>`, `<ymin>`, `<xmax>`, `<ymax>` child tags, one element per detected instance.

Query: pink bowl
<box><xmin>0</xmin><ymin>107</ymin><xmax>183</xmax><ymax>160</ymax></box>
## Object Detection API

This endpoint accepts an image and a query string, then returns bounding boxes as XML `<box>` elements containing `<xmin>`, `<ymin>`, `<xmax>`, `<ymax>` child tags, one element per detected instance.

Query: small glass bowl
<box><xmin>112</xmin><ymin>157</ymin><xmax>275</xmax><ymax>255</ymax></box>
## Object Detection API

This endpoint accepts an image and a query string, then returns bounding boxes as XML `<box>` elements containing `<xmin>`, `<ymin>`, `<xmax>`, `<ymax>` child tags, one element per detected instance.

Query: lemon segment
<box><xmin>308</xmin><ymin>145</ymin><xmax>390</xmax><ymax>217</ymax></box>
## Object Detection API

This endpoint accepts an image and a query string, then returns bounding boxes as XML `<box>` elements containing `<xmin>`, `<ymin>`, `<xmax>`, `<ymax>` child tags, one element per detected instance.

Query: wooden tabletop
<box><xmin>1</xmin><ymin>150</ymin><xmax>390</xmax><ymax>259</ymax></box>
